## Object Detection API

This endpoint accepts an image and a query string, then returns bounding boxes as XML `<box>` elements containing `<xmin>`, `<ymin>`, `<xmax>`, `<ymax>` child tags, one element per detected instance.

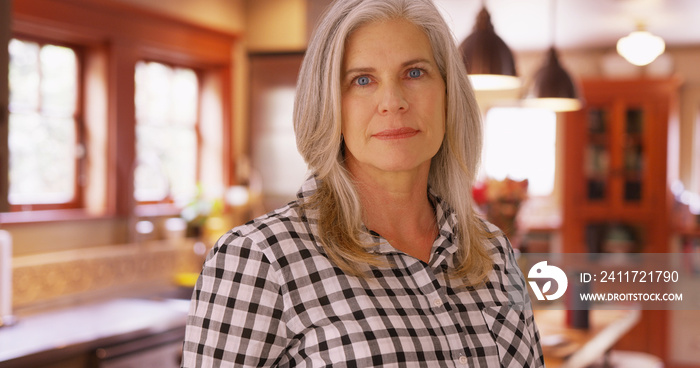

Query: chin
<box><xmin>373</xmin><ymin>158</ymin><xmax>430</xmax><ymax>174</ymax></box>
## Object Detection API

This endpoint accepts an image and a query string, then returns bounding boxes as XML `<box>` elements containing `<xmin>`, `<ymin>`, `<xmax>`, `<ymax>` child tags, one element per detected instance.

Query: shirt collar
<box><xmin>296</xmin><ymin>174</ymin><xmax>321</xmax><ymax>202</ymax></box>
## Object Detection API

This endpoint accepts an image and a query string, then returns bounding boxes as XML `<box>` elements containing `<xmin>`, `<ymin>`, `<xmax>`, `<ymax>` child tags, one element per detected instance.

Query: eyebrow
<box><xmin>344</xmin><ymin>58</ymin><xmax>433</xmax><ymax>77</ymax></box>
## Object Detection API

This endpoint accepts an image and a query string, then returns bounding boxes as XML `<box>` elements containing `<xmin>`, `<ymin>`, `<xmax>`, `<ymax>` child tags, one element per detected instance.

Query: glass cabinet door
<box><xmin>582</xmin><ymin>104</ymin><xmax>650</xmax><ymax>213</ymax></box>
<box><xmin>585</xmin><ymin>108</ymin><xmax>610</xmax><ymax>201</ymax></box>
<box><xmin>622</xmin><ymin>108</ymin><xmax>645</xmax><ymax>203</ymax></box>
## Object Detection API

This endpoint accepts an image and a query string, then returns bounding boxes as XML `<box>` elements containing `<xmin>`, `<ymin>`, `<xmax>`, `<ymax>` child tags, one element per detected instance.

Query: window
<box><xmin>7</xmin><ymin>38</ymin><xmax>83</xmax><ymax>210</ymax></box>
<box><xmin>134</xmin><ymin>61</ymin><xmax>199</xmax><ymax>204</ymax></box>
<box><xmin>2</xmin><ymin>0</ymin><xmax>234</xmax><ymax>230</ymax></box>
<box><xmin>481</xmin><ymin>107</ymin><xmax>557</xmax><ymax>196</ymax></box>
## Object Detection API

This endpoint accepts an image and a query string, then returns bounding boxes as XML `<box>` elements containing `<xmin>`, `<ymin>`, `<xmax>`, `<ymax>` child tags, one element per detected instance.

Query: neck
<box><xmin>346</xmin><ymin>158</ymin><xmax>437</xmax><ymax>262</ymax></box>
<box><xmin>348</xmin><ymin>158</ymin><xmax>431</xmax><ymax>217</ymax></box>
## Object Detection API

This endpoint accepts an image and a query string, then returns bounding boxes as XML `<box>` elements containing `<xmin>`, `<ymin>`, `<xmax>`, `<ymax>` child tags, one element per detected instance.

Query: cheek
<box><xmin>341</xmin><ymin>95</ymin><xmax>370</xmax><ymax>137</ymax></box>
<box><xmin>340</xmin><ymin>95</ymin><xmax>352</xmax><ymax>136</ymax></box>
<box><xmin>423</xmin><ymin>93</ymin><xmax>446</xmax><ymax>130</ymax></box>
<box><xmin>429</xmin><ymin>93</ymin><xmax>447</xmax><ymax>145</ymax></box>
<box><xmin>340</xmin><ymin>100</ymin><xmax>353</xmax><ymax>138</ymax></box>
<box><xmin>438</xmin><ymin>92</ymin><xmax>447</xmax><ymax>130</ymax></box>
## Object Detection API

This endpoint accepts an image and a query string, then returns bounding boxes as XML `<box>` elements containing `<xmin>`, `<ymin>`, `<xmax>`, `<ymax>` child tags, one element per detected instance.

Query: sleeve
<box><xmin>181</xmin><ymin>231</ymin><xmax>289</xmax><ymax>367</ymax></box>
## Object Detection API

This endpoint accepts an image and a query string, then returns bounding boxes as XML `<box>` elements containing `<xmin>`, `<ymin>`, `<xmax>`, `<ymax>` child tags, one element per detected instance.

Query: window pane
<box><xmin>171</xmin><ymin>68</ymin><xmax>198</xmax><ymax>127</ymax></box>
<box><xmin>134</xmin><ymin>62</ymin><xmax>198</xmax><ymax>203</ymax></box>
<box><xmin>135</xmin><ymin>62</ymin><xmax>171</xmax><ymax>125</ymax></box>
<box><xmin>134</xmin><ymin>125</ymin><xmax>170</xmax><ymax>201</ymax></box>
<box><xmin>7</xmin><ymin>40</ymin><xmax>79</xmax><ymax>206</ymax></box>
<box><xmin>8</xmin><ymin>39</ymin><xmax>40</xmax><ymax>111</ymax></box>
<box><xmin>8</xmin><ymin>114</ymin><xmax>76</xmax><ymax>204</ymax></box>
<box><xmin>166</xmin><ymin>127</ymin><xmax>197</xmax><ymax>197</ymax></box>
<box><xmin>40</xmin><ymin>45</ymin><xmax>77</xmax><ymax>116</ymax></box>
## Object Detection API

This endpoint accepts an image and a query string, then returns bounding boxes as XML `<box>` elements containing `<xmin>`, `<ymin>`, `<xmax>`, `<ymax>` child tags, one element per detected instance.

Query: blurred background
<box><xmin>0</xmin><ymin>0</ymin><xmax>699</xmax><ymax>367</ymax></box>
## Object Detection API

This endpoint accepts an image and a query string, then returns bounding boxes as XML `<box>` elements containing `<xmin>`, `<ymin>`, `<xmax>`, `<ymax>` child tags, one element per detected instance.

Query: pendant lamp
<box><xmin>526</xmin><ymin>47</ymin><xmax>582</xmax><ymax>111</ymax></box>
<box><xmin>617</xmin><ymin>23</ymin><xmax>665</xmax><ymax>66</ymax></box>
<box><xmin>459</xmin><ymin>6</ymin><xmax>520</xmax><ymax>91</ymax></box>
<box><xmin>525</xmin><ymin>0</ymin><xmax>582</xmax><ymax>112</ymax></box>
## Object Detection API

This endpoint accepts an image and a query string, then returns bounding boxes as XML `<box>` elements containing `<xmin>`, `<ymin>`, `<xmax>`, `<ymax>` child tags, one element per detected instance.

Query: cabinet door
<box><xmin>580</xmin><ymin>99</ymin><xmax>660</xmax><ymax>219</ymax></box>
<box><xmin>581</xmin><ymin>105</ymin><xmax>613</xmax><ymax>212</ymax></box>
<box><xmin>611</xmin><ymin>100</ymin><xmax>656</xmax><ymax>216</ymax></box>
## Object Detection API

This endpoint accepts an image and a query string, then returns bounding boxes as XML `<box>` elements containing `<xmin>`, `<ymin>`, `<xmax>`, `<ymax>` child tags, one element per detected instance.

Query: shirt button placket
<box><xmin>432</xmin><ymin>298</ymin><xmax>442</xmax><ymax>308</ymax></box>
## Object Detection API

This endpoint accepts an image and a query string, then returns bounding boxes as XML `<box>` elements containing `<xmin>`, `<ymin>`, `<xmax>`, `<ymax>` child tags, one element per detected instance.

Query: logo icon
<box><xmin>528</xmin><ymin>261</ymin><xmax>568</xmax><ymax>301</ymax></box>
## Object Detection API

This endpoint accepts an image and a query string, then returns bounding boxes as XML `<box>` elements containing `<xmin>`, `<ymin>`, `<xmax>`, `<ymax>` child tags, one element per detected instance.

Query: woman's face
<box><xmin>341</xmin><ymin>19</ymin><xmax>446</xmax><ymax>177</ymax></box>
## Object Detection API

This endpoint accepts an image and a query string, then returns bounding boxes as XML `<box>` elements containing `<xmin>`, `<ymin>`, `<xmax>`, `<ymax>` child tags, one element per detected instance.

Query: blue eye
<box><xmin>356</xmin><ymin>76</ymin><xmax>370</xmax><ymax>86</ymax></box>
<box><xmin>408</xmin><ymin>69</ymin><xmax>423</xmax><ymax>78</ymax></box>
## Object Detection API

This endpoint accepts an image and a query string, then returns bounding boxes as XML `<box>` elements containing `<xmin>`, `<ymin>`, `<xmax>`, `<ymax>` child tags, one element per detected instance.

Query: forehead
<box><xmin>343</xmin><ymin>19</ymin><xmax>435</xmax><ymax>66</ymax></box>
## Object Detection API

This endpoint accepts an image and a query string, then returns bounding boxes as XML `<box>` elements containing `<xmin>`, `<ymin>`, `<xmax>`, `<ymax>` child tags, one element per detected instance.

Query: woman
<box><xmin>182</xmin><ymin>0</ymin><xmax>544</xmax><ymax>366</ymax></box>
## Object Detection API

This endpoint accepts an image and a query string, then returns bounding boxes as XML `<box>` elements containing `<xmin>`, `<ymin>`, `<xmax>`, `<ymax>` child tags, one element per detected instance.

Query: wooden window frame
<box><xmin>7</xmin><ymin>36</ymin><xmax>86</xmax><ymax>212</ymax></box>
<box><xmin>1</xmin><ymin>0</ymin><xmax>236</xmax><ymax>224</ymax></box>
<box><xmin>133</xmin><ymin>60</ymin><xmax>203</xmax><ymax>207</ymax></box>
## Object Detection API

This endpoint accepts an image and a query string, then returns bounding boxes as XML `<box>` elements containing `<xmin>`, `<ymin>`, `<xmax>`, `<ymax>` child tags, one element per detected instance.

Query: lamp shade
<box><xmin>526</xmin><ymin>47</ymin><xmax>582</xmax><ymax>111</ymax></box>
<box><xmin>459</xmin><ymin>7</ymin><xmax>520</xmax><ymax>90</ymax></box>
<box><xmin>616</xmin><ymin>30</ymin><xmax>665</xmax><ymax>66</ymax></box>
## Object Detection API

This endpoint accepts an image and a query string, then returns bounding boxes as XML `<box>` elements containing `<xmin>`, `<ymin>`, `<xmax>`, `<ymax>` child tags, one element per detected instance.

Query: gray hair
<box><xmin>294</xmin><ymin>0</ymin><xmax>490</xmax><ymax>281</ymax></box>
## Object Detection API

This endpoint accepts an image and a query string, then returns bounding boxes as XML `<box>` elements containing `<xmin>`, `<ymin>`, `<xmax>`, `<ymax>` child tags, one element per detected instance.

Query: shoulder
<box><xmin>206</xmin><ymin>199</ymin><xmax>325</xmax><ymax>275</ymax></box>
<box><xmin>478</xmin><ymin>218</ymin><xmax>513</xmax><ymax>260</ymax></box>
<box><xmin>230</xmin><ymin>201</ymin><xmax>311</xmax><ymax>246</ymax></box>
<box><xmin>474</xmin><ymin>218</ymin><xmax>519</xmax><ymax>279</ymax></box>
<box><xmin>475</xmin><ymin>218</ymin><xmax>531</xmax><ymax>305</ymax></box>
<box><xmin>218</xmin><ymin>175</ymin><xmax>322</xmax><ymax>254</ymax></box>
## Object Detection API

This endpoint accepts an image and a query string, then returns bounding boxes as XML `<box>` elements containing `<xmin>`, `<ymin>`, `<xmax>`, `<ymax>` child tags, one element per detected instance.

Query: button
<box><xmin>459</xmin><ymin>355</ymin><xmax>468</xmax><ymax>364</ymax></box>
<box><xmin>432</xmin><ymin>298</ymin><xmax>442</xmax><ymax>307</ymax></box>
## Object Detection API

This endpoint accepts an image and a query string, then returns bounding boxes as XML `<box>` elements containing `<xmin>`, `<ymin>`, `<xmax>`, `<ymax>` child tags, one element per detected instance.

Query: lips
<box><xmin>372</xmin><ymin>127</ymin><xmax>419</xmax><ymax>140</ymax></box>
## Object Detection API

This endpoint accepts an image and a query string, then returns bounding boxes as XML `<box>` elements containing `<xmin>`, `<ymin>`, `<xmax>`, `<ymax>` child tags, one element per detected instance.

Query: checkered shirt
<box><xmin>182</xmin><ymin>177</ymin><xmax>544</xmax><ymax>367</ymax></box>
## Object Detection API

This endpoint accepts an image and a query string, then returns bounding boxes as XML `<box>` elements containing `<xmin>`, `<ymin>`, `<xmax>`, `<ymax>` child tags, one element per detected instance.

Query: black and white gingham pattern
<box><xmin>182</xmin><ymin>177</ymin><xmax>545</xmax><ymax>367</ymax></box>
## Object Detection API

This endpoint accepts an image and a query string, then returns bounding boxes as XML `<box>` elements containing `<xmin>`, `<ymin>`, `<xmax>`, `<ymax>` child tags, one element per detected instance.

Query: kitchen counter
<box><xmin>0</xmin><ymin>298</ymin><xmax>190</xmax><ymax>368</ymax></box>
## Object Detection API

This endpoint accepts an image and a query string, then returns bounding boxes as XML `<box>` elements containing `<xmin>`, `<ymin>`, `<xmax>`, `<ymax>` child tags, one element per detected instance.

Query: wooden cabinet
<box><xmin>562</xmin><ymin>78</ymin><xmax>679</xmax><ymax>254</ymax></box>
<box><xmin>561</xmin><ymin>78</ymin><xmax>680</xmax><ymax>361</ymax></box>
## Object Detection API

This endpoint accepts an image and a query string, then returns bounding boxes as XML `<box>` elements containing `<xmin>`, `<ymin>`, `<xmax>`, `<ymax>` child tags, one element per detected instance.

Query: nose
<box><xmin>378</xmin><ymin>81</ymin><xmax>408</xmax><ymax>114</ymax></box>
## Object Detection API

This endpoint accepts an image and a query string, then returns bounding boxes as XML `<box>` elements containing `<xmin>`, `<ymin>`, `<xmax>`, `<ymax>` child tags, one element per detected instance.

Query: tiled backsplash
<box><xmin>11</xmin><ymin>240</ymin><xmax>204</xmax><ymax>310</ymax></box>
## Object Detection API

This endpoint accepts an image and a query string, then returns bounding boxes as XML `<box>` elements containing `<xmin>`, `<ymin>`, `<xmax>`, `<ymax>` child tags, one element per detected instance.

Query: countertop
<box><xmin>0</xmin><ymin>298</ymin><xmax>190</xmax><ymax>367</ymax></box>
